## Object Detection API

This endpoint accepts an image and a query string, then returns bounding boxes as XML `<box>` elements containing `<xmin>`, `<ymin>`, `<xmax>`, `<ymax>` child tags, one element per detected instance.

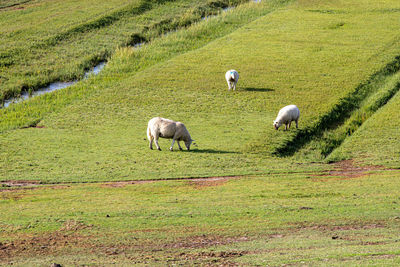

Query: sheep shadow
<box><xmin>189</xmin><ymin>149</ymin><xmax>239</xmax><ymax>154</ymax></box>
<box><xmin>242</xmin><ymin>87</ymin><xmax>274</xmax><ymax>92</ymax></box>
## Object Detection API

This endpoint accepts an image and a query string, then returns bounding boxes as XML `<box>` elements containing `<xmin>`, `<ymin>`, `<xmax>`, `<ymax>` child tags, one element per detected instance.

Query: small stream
<box><xmin>2</xmin><ymin>62</ymin><xmax>106</xmax><ymax>109</ymax></box>
<box><xmin>2</xmin><ymin>0</ymin><xmax>262</xmax><ymax>109</ymax></box>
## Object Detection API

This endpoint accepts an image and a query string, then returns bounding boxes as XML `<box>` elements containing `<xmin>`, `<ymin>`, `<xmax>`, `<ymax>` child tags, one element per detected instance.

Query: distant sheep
<box><xmin>147</xmin><ymin>117</ymin><xmax>193</xmax><ymax>151</ymax></box>
<box><xmin>273</xmin><ymin>105</ymin><xmax>300</xmax><ymax>130</ymax></box>
<box><xmin>225</xmin><ymin>70</ymin><xmax>239</xmax><ymax>90</ymax></box>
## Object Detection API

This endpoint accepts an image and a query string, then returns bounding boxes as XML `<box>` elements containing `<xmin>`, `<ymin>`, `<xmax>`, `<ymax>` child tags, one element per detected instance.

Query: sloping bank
<box><xmin>0</xmin><ymin>0</ymin><xmax>292</xmax><ymax>132</ymax></box>
<box><xmin>0</xmin><ymin>0</ymin><xmax>254</xmax><ymax>103</ymax></box>
<box><xmin>273</xmin><ymin>55</ymin><xmax>400</xmax><ymax>160</ymax></box>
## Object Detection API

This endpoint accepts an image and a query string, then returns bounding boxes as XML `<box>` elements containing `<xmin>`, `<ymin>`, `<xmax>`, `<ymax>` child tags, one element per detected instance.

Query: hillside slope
<box><xmin>328</xmin><ymin>75</ymin><xmax>400</xmax><ymax>168</ymax></box>
<box><xmin>0</xmin><ymin>0</ymin><xmax>250</xmax><ymax>101</ymax></box>
<box><xmin>1</xmin><ymin>0</ymin><xmax>400</xmax><ymax>182</ymax></box>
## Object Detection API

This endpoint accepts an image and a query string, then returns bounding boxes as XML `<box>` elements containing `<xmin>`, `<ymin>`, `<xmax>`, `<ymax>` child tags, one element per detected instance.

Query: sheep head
<box><xmin>273</xmin><ymin>121</ymin><xmax>281</xmax><ymax>130</ymax></box>
<box><xmin>185</xmin><ymin>139</ymin><xmax>194</xmax><ymax>150</ymax></box>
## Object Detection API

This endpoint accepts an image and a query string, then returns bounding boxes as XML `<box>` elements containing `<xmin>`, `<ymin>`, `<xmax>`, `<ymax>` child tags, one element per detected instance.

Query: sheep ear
<box><xmin>191</xmin><ymin>139</ymin><xmax>195</xmax><ymax>142</ymax></box>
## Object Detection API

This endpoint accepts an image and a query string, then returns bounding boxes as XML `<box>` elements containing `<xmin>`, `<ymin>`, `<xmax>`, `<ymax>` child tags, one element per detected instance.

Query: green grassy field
<box><xmin>0</xmin><ymin>0</ymin><xmax>249</xmax><ymax>101</ymax></box>
<box><xmin>1</xmin><ymin>172</ymin><xmax>400</xmax><ymax>265</ymax></box>
<box><xmin>1</xmin><ymin>0</ymin><xmax>400</xmax><ymax>265</ymax></box>
<box><xmin>1</xmin><ymin>0</ymin><xmax>400</xmax><ymax>181</ymax></box>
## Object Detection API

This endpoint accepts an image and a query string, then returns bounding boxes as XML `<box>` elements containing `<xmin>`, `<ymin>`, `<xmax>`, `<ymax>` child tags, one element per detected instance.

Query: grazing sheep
<box><xmin>273</xmin><ymin>105</ymin><xmax>300</xmax><ymax>130</ymax></box>
<box><xmin>225</xmin><ymin>70</ymin><xmax>239</xmax><ymax>90</ymax></box>
<box><xmin>147</xmin><ymin>117</ymin><xmax>193</xmax><ymax>151</ymax></box>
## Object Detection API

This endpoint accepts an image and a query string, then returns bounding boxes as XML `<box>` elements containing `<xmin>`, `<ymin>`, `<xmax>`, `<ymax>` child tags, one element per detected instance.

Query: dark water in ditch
<box><xmin>3</xmin><ymin>62</ymin><xmax>106</xmax><ymax>109</ymax></box>
<box><xmin>3</xmin><ymin>0</ymin><xmax>262</xmax><ymax>109</ymax></box>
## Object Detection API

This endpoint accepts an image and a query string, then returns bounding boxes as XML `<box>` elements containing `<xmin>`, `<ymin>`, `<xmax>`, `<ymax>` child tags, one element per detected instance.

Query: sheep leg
<box><xmin>148</xmin><ymin>128</ymin><xmax>153</xmax><ymax>149</ymax></box>
<box><xmin>154</xmin><ymin>136</ymin><xmax>161</xmax><ymax>151</ymax></box>
<box><xmin>288</xmin><ymin>121</ymin><xmax>292</xmax><ymax>129</ymax></box>
<box><xmin>177</xmin><ymin>141</ymin><xmax>183</xmax><ymax>151</ymax></box>
<box><xmin>170</xmin><ymin>139</ymin><xmax>175</xmax><ymax>151</ymax></box>
<box><xmin>227</xmin><ymin>82</ymin><xmax>231</xmax><ymax>90</ymax></box>
<box><xmin>284</xmin><ymin>123</ymin><xmax>288</xmax><ymax>131</ymax></box>
<box><xmin>295</xmin><ymin>119</ymin><xmax>298</xmax><ymax>128</ymax></box>
<box><xmin>233</xmin><ymin>82</ymin><xmax>236</xmax><ymax>91</ymax></box>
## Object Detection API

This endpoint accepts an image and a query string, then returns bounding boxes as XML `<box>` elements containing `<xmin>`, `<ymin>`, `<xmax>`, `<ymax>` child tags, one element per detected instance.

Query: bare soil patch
<box><xmin>155</xmin><ymin>235</ymin><xmax>251</xmax><ymax>265</ymax></box>
<box><xmin>1</xmin><ymin>180</ymin><xmax>40</xmax><ymax>187</ymax></box>
<box><xmin>308</xmin><ymin>222</ymin><xmax>386</xmax><ymax>232</ymax></box>
<box><xmin>0</xmin><ymin>231</ymin><xmax>251</xmax><ymax>265</ymax></box>
<box><xmin>0</xmin><ymin>232</ymin><xmax>91</xmax><ymax>263</ymax></box>
<box><xmin>0</xmin><ymin>219</ymin><xmax>95</xmax><ymax>263</ymax></box>
<box><xmin>176</xmin><ymin>250</ymin><xmax>248</xmax><ymax>266</ymax></box>
<box><xmin>187</xmin><ymin>177</ymin><xmax>230</xmax><ymax>188</ymax></box>
<box><xmin>284</xmin><ymin>221</ymin><xmax>388</xmax><ymax>243</ymax></box>
<box><xmin>166</xmin><ymin>234</ymin><xmax>250</xmax><ymax>249</ymax></box>
<box><xmin>288</xmin><ymin>221</ymin><xmax>386</xmax><ymax>232</ymax></box>
<box><xmin>312</xmin><ymin>159</ymin><xmax>395</xmax><ymax>179</ymax></box>
<box><xmin>0</xmin><ymin>180</ymin><xmax>70</xmax><ymax>192</ymax></box>
<box><xmin>100</xmin><ymin>176</ymin><xmax>242</xmax><ymax>188</ymax></box>
<box><xmin>100</xmin><ymin>180</ymin><xmax>154</xmax><ymax>188</ymax></box>
<box><xmin>2</xmin><ymin>222</ymin><xmax>391</xmax><ymax>265</ymax></box>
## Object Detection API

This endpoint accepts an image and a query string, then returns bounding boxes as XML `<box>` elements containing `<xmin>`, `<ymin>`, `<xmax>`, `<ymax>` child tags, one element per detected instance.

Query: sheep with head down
<box><xmin>273</xmin><ymin>105</ymin><xmax>300</xmax><ymax>131</ymax></box>
<box><xmin>147</xmin><ymin>117</ymin><xmax>193</xmax><ymax>151</ymax></box>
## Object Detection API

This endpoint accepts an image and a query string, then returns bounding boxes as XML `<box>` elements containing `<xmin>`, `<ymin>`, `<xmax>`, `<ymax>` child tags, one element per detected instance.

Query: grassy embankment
<box><xmin>1</xmin><ymin>0</ymin><xmax>400</xmax><ymax>265</ymax></box>
<box><xmin>328</xmin><ymin>73</ymin><xmax>400</xmax><ymax>167</ymax></box>
<box><xmin>1</xmin><ymin>0</ymin><xmax>301</xmax><ymax>182</ymax></box>
<box><xmin>287</xmin><ymin>56</ymin><xmax>400</xmax><ymax>161</ymax></box>
<box><xmin>0</xmin><ymin>0</ymin><xmax>249</xmax><ymax>102</ymax></box>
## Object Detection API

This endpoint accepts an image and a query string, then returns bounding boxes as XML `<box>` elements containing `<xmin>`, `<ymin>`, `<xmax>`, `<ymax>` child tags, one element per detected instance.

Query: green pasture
<box><xmin>0</xmin><ymin>0</ymin><xmax>249</xmax><ymax>100</ymax></box>
<box><xmin>1</xmin><ymin>0</ymin><xmax>400</xmax><ymax>265</ymax></box>
<box><xmin>1</xmin><ymin>171</ymin><xmax>400</xmax><ymax>265</ymax></box>
<box><xmin>1</xmin><ymin>0</ymin><xmax>400</xmax><ymax>182</ymax></box>
<box><xmin>1</xmin><ymin>0</ymin><xmax>299</xmax><ymax>182</ymax></box>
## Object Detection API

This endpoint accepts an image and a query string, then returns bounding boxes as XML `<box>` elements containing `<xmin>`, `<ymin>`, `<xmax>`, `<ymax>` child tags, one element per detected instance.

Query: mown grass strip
<box><xmin>274</xmin><ymin>55</ymin><xmax>400</xmax><ymax>158</ymax></box>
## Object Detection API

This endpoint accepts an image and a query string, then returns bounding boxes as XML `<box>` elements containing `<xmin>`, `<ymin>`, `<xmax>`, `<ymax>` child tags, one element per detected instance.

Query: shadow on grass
<box><xmin>243</xmin><ymin>87</ymin><xmax>274</xmax><ymax>92</ymax></box>
<box><xmin>274</xmin><ymin>55</ymin><xmax>400</xmax><ymax>157</ymax></box>
<box><xmin>189</xmin><ymin>149</ymin><xmax>239</xmax><ymax>154</ymax></box>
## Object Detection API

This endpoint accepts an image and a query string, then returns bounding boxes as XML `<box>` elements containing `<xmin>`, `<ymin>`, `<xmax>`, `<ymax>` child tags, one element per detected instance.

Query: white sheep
<box><xmin>273</xmin><ymin>105</ymin><xmax>300</xmax><ymax>130</ymax></box>
<box><xmin>147</xmin><ymin>117</ymin><xmax>193</xmax><ymax>151</ymax></box>
<box><xmin>225</xmin><ymin>70</ymin><xmax>239</xmax><ymax>90</ymax></box>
